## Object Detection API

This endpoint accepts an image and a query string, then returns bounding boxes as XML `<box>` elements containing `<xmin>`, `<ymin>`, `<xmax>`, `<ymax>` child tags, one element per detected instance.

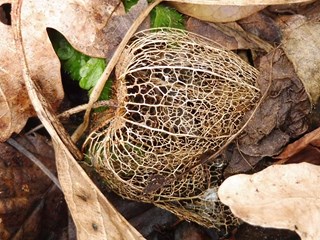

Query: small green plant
<box><xmin>150</xmin><ymin>5</ymin><xmax>184</xmax><ymax>29</ymax></box>
<box><xmin>123</xmin><ymin>0</ymin><xmax>184</xmax><ymax>29</ymax></box>
<box><xmin>51</xmin><ymin>31</ymin><xmax>112</xmax><ymax>101</ymax></box>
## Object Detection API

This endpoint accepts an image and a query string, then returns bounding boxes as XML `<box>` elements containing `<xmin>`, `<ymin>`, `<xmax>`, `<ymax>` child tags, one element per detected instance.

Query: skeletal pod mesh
<box><xmin>86</xmin><ymin>28</ymin><xmax>260</xmax><ymax>230</ymax></box>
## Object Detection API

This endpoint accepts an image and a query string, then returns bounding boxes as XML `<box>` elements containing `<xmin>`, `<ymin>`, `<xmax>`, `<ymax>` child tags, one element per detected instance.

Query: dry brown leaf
<box><xmin>168</xmin><ymin>0</ymin><xmax>314</xmax><ymax>22</ymax></box>
<box><xmin>170</xmin><ymin>3</ymin><xmax>266</xmax><ymax>22</ymax></box>
<box><xmin>0</xmin><ymin>5</ymin><xmax>36</xmax><ymax>142</ymax></box>
<box><xmin>12</xmin><ymin>0</ymin><xmax>146</xmax><ymax>237</ymax></box>
<box><xmin>276</xmin><ymin>127</ymin><xmax>320</xmax><ymax>165</ymax></box>
<box><xmin>224</xmin><ymin>48</ymin><xmax>310</xmax><ymax>175</ymax></box>
<box><xmin>218</xmin><ymin>162</ymin><xmax>320</xmax><ymax>240</ymax></box>
<box><xmin>53</xmin><ymin>140</ymin><xmax>144</xmax><ymax>240</ymax></box>
<box><xmin>238</xmin><ymin>11</ymin><xmax>282</xmax><ymax>44</ymax></box>
<box><xmin>282</xmin><ymin>22</ymin><xmax>320</xmax><ymax>105</ymax></box>
<box><xmin>0</xmin><ymin>0</ymin><xmax>147</xmax><ymax>142</ymax></box>
<box><xmin>167</xmin><ymin>0</ymin><xmax>313</xmax><ymax>5</ymax></box>
<box><xmin>12</xmin><ymin>0</ymin><xmax>145</xmax><ymax>238</ymax></box>
<box><xmin>186</xmin><ymin>17</ymin><xmax>273</xmax><ymax>52</ymax></box>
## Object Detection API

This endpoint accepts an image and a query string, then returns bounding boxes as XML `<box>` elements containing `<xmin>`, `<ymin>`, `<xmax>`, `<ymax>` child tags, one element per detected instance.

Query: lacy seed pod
<box><xmin>85</xmin><ymin>28</ymin><xmax>260</xmax><ymax>230</ymax></box>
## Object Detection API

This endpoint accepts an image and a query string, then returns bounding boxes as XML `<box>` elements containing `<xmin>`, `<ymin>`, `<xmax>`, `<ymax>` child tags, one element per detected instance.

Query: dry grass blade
<box><xmin>7</xmin><ymin>137</ymin><xmax>61</xmax><ymax>189</ymax></box>
<box><xmin>85</xmin><ymin>28</ymin><xmax>260</xmax><ymax>231</ymax></box>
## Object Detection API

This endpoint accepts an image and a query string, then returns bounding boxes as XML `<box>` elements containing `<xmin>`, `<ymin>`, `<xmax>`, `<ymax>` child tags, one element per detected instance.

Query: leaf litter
<box><xmin>1</xmin><ymin>0</ymin><xmax>320</xmax><ymax>239</ymax></box>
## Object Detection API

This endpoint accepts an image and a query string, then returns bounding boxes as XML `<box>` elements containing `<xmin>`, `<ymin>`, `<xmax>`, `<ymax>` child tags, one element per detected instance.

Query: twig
<box><xmin>26</xmin><ymin>100</ymin><xmax>118</xmax><ymax>135</ymax></box>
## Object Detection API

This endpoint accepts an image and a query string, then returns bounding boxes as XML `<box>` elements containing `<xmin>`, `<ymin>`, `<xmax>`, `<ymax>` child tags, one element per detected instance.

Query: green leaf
<box><xmin>51</xmin><ymin>31</ymin><xmax>112</xmax><ymax>100</ymax></box>
<box><xmin>98</xmin><ymin>78</ymin><xmax>113</xmax><ymax>100</ymax></box>
<box><xmin>150</xmin><ymin>5</ymin><xmax>184</xmax><ymax>29</ymax></box>
<box><xmin>79</xmin><ymin>58</ymin><xmax>106</xmax><ymax>90</ymax></box>
<box><xmin>122</xmin><ymin>0</ymin><xmax>184</xmax><ymax>29</ymax></box>
<box><xmin>122</xmin><ymin>0</ymin><xmax>139</xmax><ymax>12</ymax></box>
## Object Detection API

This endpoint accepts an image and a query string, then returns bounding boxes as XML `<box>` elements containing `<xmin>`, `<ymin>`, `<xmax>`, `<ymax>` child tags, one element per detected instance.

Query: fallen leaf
<box><xmin>168</xmin><ymin>0</ymin><xmax>313</xmax><ymax>3</ymax></box>
<box><xmin>282</xmin><ymin>22</ymin><xmax>320</xmax><ymax>104</ymax></box>
<box><xmin>167</xmin><ymin>0</ymin><xmax>314</xmax><ymax>23</ymax></box>
<box><xmin>218</xmin><ymin>162</ymin><xmax>320</xmax><ymax>240</ymax></box>
<box><xmin>0</xmin><ymin>0</ymin><xmax>148</xmax><ymax>142</ymax></box>
<box><xmin>0</xmin><ymin>8</ymin><xmax>35</xmax><ymax>142</ymax></box>
<box><xmin>169</xmin><ymin>3</ymin><xmax>266</xmax><ymax>22</ymax></box>
<box><xmin>238</xmin><ymin>11</ymin><xmax>282</xmax><ymax>44</ymax></box>
<box><xmin>53</xmin><ymin>140</ymin><xmax>144</xmax><ymax>239</ymax></box>
<box><xmin>224</xmin><ymin>48</ymin><xmax>310</xmax><ymax>175</ymax></box>
<box><xmin>186</xmin><ymin>17</ymin><xmax>273</xmax><ymax>52</ymax></box>
<box><xmin>276</xmin><ymin>127</ymin><xmax>320</xmax><ymax>165</ymax></box>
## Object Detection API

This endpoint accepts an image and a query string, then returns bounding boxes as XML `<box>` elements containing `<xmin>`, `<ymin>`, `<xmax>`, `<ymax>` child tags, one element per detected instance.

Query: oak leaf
<box><xmin>0</xmin><ymin>0</ymin><xmax>147</xmax><ymax>141</ymax></box>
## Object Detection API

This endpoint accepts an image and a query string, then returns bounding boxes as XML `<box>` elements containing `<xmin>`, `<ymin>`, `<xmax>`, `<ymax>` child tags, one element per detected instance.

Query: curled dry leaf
<box><xmin>0</xmin><ymin>6</ymin><xmax>35</xmax><ymax>142</ymax></box>
<box><xmin>53</xmin><ymin>140</ymin><xmax>144</xmax><ymax>240</ymax></box>
<box><xmin>167</xmin><ymin>0</ymin><xmax>315</xmax><ymax>4</ymax></box>
<box><xmin>282</xmin><ymin>22</ymin><xmax>320</xmax><ymax>105</ymax></box>
<box><xmin>11</xmin><ymin>0</ymin><xmax>148</xmax><ymax>238</ymax></box>
<box><xmin>218</xmin><ymin>162</ymin><xmax>320</xmax><ymax>240</ymax></box>
<box><xmin>0</xmin><ymin>0</ymin><xmax>147</xmax><ymax>142</ymax></box>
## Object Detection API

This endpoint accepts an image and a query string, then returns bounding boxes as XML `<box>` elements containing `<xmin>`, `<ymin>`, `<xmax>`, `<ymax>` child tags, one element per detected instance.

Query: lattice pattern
<box><xmin>85</xmin><ymin>28</ymin><xmax>260</xmax><ymax>230</ymax></box>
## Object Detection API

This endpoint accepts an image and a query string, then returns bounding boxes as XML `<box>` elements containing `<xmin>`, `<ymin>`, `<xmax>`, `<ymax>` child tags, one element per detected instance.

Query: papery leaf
<box><xmin>0</xmin><ymin>0</ymin><xmax>147</xmax><ymax>141</ymax></box>
<box><xmin>218</xmin><ymin>163</ymin><xmax>320</xmax><ymax>240</ymax></box>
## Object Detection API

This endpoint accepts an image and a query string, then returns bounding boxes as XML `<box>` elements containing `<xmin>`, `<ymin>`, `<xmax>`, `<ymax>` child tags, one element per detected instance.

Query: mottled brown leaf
<box><xmin>225</xmin><ymin>48</ymin><xmax>310</xmax><ymax>175</ymax></box>
<box><xmin>238</xmin><ymin>11</ymin><xmax>282</xmax><ymax>44</ymax></box>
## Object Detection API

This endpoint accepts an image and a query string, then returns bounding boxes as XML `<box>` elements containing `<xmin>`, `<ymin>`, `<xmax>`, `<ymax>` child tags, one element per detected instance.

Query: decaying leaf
<box><xmin>0</xmin><ymin>0</ymin><xmax>147</xmax><ymax>142</ymax></box>
<box><xmin>238</xmin><ymin>11</ymin><xmax>282</xmax><ymax>44</ymax></box>
<box><xmin>167</xmin><ymin>0</ymin><xmax>314</xmax><ymax>4</ymax></box>
<box><xmin>282</xmin><ymin>22</ymin><xmax>320</xmax><ymax>105</ymax></box>
<box><xmin>186</xmin><ymin>17</ymin><xmax>273</xmax><ymax>52</ymax></box>
<box><xmin>53</xmin><ymin>140</ymin><xmax>144</xmax><ymax>240</ymax></box>
<box><xmin>218</xmin><ymin>162</ymin><xmax>320</xmax><ymax>240</ymax></box>
<box><xmin>0</xmin><ymin>134</ymin><xmax>59</xmax><ymax>239</ymax></box>
<box><xmin>0</xmin><ymin>3</ymin><xmax>36</xmax><ymax>142</ymax></box>
<box><xmin>224</xmin><ymin>48</ymin><xmax>310</xmax><ymax>175</ymax></box>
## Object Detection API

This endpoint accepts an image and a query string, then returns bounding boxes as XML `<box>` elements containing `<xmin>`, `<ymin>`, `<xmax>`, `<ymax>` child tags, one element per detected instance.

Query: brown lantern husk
<box><xmin>85</xmin><ymin>28</ymin><xmax>260</xmax><ymax>230</ymax></box>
